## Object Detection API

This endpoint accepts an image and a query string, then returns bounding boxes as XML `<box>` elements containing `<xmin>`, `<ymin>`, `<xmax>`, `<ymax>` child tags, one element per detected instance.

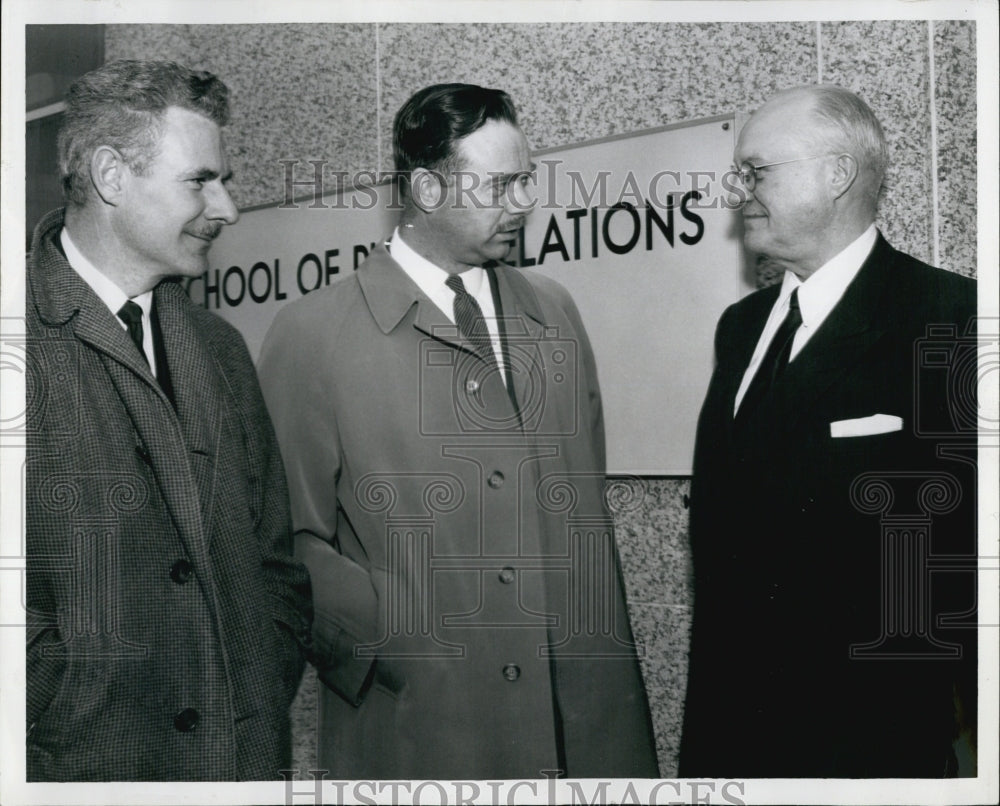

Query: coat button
<box><xmin>134</xmin><ymin>444</ymin><xmax>152</xmax><ymax>465</ymax></box>
<box><xmin>466</xmin><ymin>379</ymin><xmax>480</xmax><ymax>394</ymax></box>
<box><xmin>170</xmin><ymin>559</ymin><xmax>193</xmax><ymax>584</ymax></box>
<box><xmin>498</xmin><ymin>567</ymin><xmax>516</xmax><ymax>584</ymax></box>
<box><xmin>487</xmin><ymin>471</ymin><xmax>505</xmax><ymax>489</ymax></box>
<box><xmin>502</xmin><ymin>663</ymin><xmax>521</xmax><ymax>682</ymax></box>
<box><xmin>173</xmin><ymin>708</ymin><xmax>199</xmax><ymax>732</ymax></box>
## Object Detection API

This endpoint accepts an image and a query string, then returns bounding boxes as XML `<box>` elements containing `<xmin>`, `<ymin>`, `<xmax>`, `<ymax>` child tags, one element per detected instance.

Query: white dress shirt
<box><xmin>388</xmin><ymin>227</ymin><xmax>507</xmax><ymax>379</ymax></box>
<box><xmin>61</xmin><ymin>228</ymin><xmax>158</xmax><ymax>375</ymax></box>
<box><xmin>733</xmin><ymin>223</ymin><xmax>877</xmax><ymax>415</ymax></box>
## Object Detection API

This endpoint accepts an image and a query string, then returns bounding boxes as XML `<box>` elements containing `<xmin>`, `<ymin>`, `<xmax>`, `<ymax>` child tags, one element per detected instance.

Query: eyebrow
<box><xmin>184</xmin><ymin>168</ymin><xmax>234</xmax><ymax>182</ymax></box>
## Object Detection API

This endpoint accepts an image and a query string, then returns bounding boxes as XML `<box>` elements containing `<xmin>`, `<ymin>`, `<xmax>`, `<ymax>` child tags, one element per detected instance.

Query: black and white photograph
<box><xmin>2</xmin><ymin>1</ymin><xmax>997</xmax><ymax>804</ymax></box>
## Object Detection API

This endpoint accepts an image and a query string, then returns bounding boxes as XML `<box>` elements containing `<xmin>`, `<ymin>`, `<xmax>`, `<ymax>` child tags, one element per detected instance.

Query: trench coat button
<box><xmin>173</xmin><ymin>708</ymin><xmax>199</xmax><ymax>732</ymax></box>
<box><xmin>466</xmin><ymin>379</ymin><xmax>480</xmax><ymax>394</ymax></box>
<box><xmin>502</xmin><ymin>663</ymin><xmax>521</xmax><ymax>682</ymax></box>
<box><xmin>487</xmin><ymin>471</ymin><xmax>505</xmax><ymax>489</ymax></box>
<box><xmin>498</xmin><ymin>567</ymin><xmax>516</xmax><ymax>584</ymax></box>
<box><xmin>170</xmin><ymin>559</ymin><xmax>193</xmax><ymax>584</ymax></box>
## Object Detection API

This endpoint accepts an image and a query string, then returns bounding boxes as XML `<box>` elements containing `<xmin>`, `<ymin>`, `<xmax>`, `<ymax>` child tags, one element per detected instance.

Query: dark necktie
<box><xmin>117</xmin><ymin>299</ymin><xmax>176</xmax><ymax>408</ymax></box>
<box><xmin>446</xmin><ymin>274</ymin><xmax>496</xmax><ymax>366</ymax></box>
<box><xmin>117</xmin><ymin>300</ymin><xmax>148</xmax><ymax>366</ymax></box>
<box><xmin>735</xmin><ymin>287</ymin><xmax>801</xmax><ymax>425</ymax></box>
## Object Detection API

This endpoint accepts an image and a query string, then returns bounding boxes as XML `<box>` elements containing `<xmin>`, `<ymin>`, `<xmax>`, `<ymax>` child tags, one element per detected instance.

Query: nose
<box><xmin>724</xmin><ymin>185</ymin><xmax>750</xmax><ymax>210</ymax></box>
<box><xmin>723</xmin><ymin>168</ymin><xmax>752</xmax><ymax>210</ymax></box>
<box><xmin>206</xmin><ymin>181</ymin><xmax>239</xmax><ymax>225</ymax></box>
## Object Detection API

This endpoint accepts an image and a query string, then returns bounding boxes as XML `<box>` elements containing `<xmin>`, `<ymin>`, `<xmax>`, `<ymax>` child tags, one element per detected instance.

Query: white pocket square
<box><xmin>830</xmin><ymin>414</ymin><xmax>904</xmax><ymax>438</ymax></box>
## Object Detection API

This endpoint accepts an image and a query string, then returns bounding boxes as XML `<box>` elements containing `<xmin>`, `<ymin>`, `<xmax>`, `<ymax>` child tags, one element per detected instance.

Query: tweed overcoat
<box><xmin>257</xmin><ymin>244</ymin><xmax>659</xmax><ymax>779</ymax></box>
<box><xmin>25</xmin><ymin>209</ymin><xmax>313</xmax><ymax>781</ymax></box>
<box><xmin>679</xmin><ymin>235</ymin><xmax>978</xmax><ymax>777</ymax></box>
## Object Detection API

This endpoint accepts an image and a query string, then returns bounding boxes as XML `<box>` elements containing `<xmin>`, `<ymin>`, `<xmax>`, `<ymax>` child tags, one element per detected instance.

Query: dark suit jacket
<box><xmin>25</xmin><ymin>208</ymin><xmax>312</xmax><ymax>781</ymax></box>
<box><xmin>257</xmin><ymin>245</ymin><xmax>659</xmax><ymax>779</ymax></box>
<box><xmin>679</xmin><ymin>234</ymin><xmax>977</xmax><ymax>777</ymax></box>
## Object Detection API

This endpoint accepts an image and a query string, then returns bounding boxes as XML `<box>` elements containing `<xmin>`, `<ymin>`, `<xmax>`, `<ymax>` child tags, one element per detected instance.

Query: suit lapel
<box><xmin>770</xmin><ymin>237</ymin><xmax>893</xmax><ymax>430</ymax></box>
<box><xmin>714</xmin><ymin>286</ymin><xmax>778</xmax><ymax>440</ymax></box>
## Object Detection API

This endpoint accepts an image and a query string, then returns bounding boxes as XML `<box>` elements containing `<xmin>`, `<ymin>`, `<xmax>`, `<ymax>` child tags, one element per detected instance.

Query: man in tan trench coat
<box><xmin>258</xmin><ymin>83</ymin><xmax>659</xmax><ymax>779</ymax></box>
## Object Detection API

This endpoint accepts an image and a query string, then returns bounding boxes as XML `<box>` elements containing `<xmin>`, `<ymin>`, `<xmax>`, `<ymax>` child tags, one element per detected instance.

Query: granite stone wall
<box><xmin>106</xmin><ymin>20</ymin><xmax>978</xmax><ymax>776</ymax></box>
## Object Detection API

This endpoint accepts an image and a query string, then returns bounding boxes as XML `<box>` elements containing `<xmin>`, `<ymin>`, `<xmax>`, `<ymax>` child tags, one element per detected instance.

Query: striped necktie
<box><xmin>446</xmin><ymin>274</ymin><xmax>496</xmax><ymax>366</ymax></box>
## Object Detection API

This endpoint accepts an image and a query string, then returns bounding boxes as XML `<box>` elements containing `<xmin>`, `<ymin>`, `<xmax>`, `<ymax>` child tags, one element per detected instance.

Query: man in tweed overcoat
<box><xmin>25</xmin><ymin>60</ymin><xmax>312</xmax><ymax>781</ymax></box>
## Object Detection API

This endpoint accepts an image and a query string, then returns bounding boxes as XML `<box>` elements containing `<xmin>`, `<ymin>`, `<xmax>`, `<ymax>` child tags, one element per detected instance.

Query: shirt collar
<box><xmin>60</xmin><ymin>227</ymin><xmax>153</xmax><ymax>322</ymax></box>
<box><xmin>389</xmin><ymin>227</ymin><xmax>486</xmax><ymax>315</ymax></box>
<box><xmin>781</xmin><ymin>223</ymin><xmax>877</xmax><ymax>328</ymax></box>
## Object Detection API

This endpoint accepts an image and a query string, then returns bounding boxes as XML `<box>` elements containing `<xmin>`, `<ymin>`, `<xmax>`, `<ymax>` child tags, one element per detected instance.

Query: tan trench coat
<box><xmin>258</xmin><ymin>245</ymin><xmax>658</xmax><ymax>779</ymax></box>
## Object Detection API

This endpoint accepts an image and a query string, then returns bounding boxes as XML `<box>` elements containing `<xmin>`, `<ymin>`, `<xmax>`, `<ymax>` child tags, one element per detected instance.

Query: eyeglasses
<box><xmin>732</xmin><ymin>154</ymin><xmax>836</xmax><ymax>191</ymax></box>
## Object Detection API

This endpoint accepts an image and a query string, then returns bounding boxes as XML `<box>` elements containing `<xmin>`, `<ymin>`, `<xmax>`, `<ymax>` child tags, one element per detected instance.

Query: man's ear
<box><xmin>409</xmin><ymin>167</ymin><xmax>447</xmax><ymax>212</ymax></box>
<box><xmin>90</xmin><ymin>146</ymin><xmax>129</xmax><ymax>205</ymax></box>
<box><xmin>829</xmin><ymin>153</ymin><xmax>859</xmax><ymax>201</ymax></box>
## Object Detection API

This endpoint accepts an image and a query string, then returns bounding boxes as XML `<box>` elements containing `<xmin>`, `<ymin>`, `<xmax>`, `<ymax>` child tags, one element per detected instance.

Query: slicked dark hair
<box><xmin>392</xmin><ymin>83</ymin><xmax>518</xmax><ymax>195</ymax></box>
<box><xmin>58</xmin><ymin>60</ymin><xmax>230</xmax><ymax>206</ymax></box>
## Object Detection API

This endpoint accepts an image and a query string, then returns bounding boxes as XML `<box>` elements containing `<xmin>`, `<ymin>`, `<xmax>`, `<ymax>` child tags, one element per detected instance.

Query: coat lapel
<box><xmin>154</xmin><ymin>281</ymin><xmax>224</xmax><ymax>535</ymax></box>
<box><xmin>96</xmin><ymin>348</ymin><xmax>214</xmax><ymax>565</ymax></box>
<box><xmin>358</xmin><ymin>245</ymin><xmax>458</xmax><ymax>348</ymax></box>
<box><xmin>28</xmin><ymin>209</ymin><xmax>216</xmax><ymax>561</ymax></box>
<box><xmin>491</xmin><ymin>265</ymin><xmax>548</xmax><ymax>414</ymax></box>
<box><xmin>359</xmin><ymin>244</ymin><xmax>510</xmax><ymax>366</ymax></box>
<box><xmin>29</xmin><ymin>210</ymin><xmax>164</xmax><ymax>401</ymax></box>
<box><xmin>357</xmin><ymin>246</ymin><xmax>549</xmax><ymax>421</ymax></box>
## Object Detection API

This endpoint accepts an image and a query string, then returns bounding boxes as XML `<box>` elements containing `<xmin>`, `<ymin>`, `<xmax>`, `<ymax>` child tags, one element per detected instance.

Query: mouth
<box><xmin>187</xmin><ymin>229</ymin><xmax>221</xmax><ymax>244</ymax></box>
<box><xmin>497</xmin><ymin>223</ymin><xmax>523</xmax><ymax>238</ymax></box>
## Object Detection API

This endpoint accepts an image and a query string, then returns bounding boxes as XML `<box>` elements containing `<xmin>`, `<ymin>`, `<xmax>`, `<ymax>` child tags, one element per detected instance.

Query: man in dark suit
<box><xmin>26</xmin><ymin>60</ymin><xmax>312</xmax><ymax>781</ymax></box>
<box><xmin>679</xmin><ymin>84</ymin><xmax>977</xmax><ymax>778</ymax></box>
<box><xmin>258</xmin><ymin>83</ymin><xmax>659</xmax><ymax>779</ymax></box>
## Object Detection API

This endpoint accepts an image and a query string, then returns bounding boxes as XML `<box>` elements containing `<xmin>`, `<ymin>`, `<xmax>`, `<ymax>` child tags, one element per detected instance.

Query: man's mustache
<box><xmin>191</xmin><ymin>225</ymin><xmax>223</xmax><ymax>241</ymax></box>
